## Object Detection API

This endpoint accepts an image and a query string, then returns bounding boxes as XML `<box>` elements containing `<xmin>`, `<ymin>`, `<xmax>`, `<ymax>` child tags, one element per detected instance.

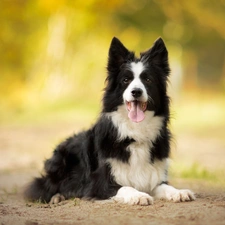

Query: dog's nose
<box><xmin>131</xmin><ymin>88</ymin><xmax>143</xmax><ymax>98</ymax></box>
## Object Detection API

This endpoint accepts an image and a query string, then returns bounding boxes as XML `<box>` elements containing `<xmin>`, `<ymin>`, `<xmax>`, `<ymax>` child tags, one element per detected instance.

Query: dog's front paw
<box><xmin>49</xmin><ymin>193</ymin><xmax>65</xmax><ymax>204</ymax></box>
<box><xmin>166</xmin><ymin>189</ymin><xmax>196</xmax><ymax>202</ymax></box>
<box><xmin>153</xmin><ymin>184</ymin><xmax>196</xmax><ymax>203</ymax></box>
<box><xmin>112</xmin><ymin>187</ymin><xmax>153</xmax><ymax>206</ymax></box>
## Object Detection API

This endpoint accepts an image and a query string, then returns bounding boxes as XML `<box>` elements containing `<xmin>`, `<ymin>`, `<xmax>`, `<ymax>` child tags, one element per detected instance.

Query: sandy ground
<box><xmin>0</xmin><ymin>179</ymin><xmax>225</xmax><ymax>225</ymax></box>
<box><xmin>0</xmin><ymin>123</ymin><xmax>225</xmax><ymax>225</ymax></box>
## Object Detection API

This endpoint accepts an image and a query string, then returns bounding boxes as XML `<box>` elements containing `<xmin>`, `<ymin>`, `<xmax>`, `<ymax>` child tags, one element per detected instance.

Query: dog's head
<box><xmin>103</xmin><ymin>37</ymin><xmax>170</xmax><ymax>123</ymax></box>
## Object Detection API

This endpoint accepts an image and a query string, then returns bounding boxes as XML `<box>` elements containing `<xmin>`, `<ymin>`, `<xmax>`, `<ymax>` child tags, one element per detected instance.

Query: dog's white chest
<box><xmin>108</xmin><ymin>142</ymin><xmax>167</xmax><ymax>193</ymax></box>
<box><xmin>106</xmin><ymin>107</ymin><xmax>167</xmax><ymax>193</ymax></box>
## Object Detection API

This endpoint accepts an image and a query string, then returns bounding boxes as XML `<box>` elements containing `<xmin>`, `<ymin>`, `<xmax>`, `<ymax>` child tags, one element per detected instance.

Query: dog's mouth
<box><xmin>126</xmin><ymin>101</ymin><xmax>147</xmax><ymax>123</ymax></box>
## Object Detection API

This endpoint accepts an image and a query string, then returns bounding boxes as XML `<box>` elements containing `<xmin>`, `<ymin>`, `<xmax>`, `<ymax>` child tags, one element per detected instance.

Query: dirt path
<box><xmin>0</xmin><ymin>183</ymin><xmax>225</xmax><ymax>225</ymax></box>
<box><xmin>0</xmin><ymin>123</ymin><xmax>225</xmax><ymax>225</ymax></box>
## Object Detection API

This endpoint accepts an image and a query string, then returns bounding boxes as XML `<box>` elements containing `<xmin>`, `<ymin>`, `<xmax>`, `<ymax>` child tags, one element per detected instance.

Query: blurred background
<box><xmin>0</xmin><ymin>0</ymin><xmax>225</xmax><ymax>191</ymax></box>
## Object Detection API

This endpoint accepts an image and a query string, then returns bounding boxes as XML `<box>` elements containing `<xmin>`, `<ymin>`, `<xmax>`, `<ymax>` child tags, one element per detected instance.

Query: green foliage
<box><xmin>0</xmin><ymin>0</ymin><xmax>225</xmax><ymax>122</ymax></box>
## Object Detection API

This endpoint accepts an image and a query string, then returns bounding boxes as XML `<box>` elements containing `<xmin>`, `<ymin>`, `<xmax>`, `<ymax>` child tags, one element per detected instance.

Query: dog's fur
<box><xmin>24</xmin><ymin>37</ymin><xmax>195</xmax><ymax>205</ymax></box>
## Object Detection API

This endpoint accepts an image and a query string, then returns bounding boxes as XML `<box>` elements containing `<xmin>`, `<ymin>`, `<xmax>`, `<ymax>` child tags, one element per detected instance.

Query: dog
<box><xmin>24</xmin><ymin>37</ymin><xmax>195</xmax><ymax>205</ymax></box>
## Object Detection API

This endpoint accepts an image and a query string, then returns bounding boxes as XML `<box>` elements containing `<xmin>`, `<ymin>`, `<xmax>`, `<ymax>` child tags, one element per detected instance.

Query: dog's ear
<box><xmin>107</xmin><ymin>37</ymin><xmax>134</xmax><ymax>71</ymax></box>
<box><xmin>141</xmin><ymin>38</ymin><xmax>169</xmax><ymax>73</ymax></box>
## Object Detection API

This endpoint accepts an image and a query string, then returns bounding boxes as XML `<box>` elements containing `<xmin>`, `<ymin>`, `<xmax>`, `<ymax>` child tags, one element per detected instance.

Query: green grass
<box><xmin>180</xmin><ymin>163</ymin><xmax>218</xmax><ymax>180</ymax></box>
<box><xmin>171</xmin><ymin>162</ymin><xmax>225</xmax><ymax>186</ymax></box>
<box><xmin>73</xmin><ymin>198</ymin><xmax>81</xmax><ymax>206</ymax></box>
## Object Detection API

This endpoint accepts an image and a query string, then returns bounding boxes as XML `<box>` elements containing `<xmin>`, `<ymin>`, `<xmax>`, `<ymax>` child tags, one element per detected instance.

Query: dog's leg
<box><xmin>49</xmin><ymin>193</ymin><xmax>65</xmax><ymax>204</ymax></box>
<box><xmin>112</xmin><ymin>186</ymin><xmax>153</xmax><ymax>206</ymax></box>
<box><xmin>152</xmin><ymin>183</ymin><xmax>195</xmax><ymax>202</ymax></box>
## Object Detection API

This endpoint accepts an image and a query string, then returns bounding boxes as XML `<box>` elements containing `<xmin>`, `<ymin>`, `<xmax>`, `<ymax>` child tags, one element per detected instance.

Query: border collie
<box><xmin>24</xmin><ymin>37</ymin><xmax>195</xmax><ymax>205</ymax></box>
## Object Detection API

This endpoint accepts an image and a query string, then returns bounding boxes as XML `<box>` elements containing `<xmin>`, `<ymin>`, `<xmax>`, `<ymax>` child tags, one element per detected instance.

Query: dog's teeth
<box><xmin>126</xmin><ymin>101</ymin><xmax>131</xmax><ymax>111</ymax></box>
<box><xmin>141</xmin><ymin>103</ymin><xmax>146</xmax><ymax>111</ymax></box>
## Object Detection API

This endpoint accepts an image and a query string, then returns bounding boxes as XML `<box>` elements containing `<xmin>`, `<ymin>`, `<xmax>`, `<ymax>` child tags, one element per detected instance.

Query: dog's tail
<box><xmin>24</xmin><ymin>136</ymin><xmax>75</xmax><ymax>203</ymax></box>
<box><xmin>24</xmin><ymin>135</ymin><xmax>82</xmax><ymax>203</ymax></box>
<box><xmin>24</xmin><ymin>175</ymin><xmax>58</xmax><ymax>203</ymax></box>
<box><xmin>24</xmin><ymin>150</ymin><xmax>65</xmax><ymax>203</ymax></box>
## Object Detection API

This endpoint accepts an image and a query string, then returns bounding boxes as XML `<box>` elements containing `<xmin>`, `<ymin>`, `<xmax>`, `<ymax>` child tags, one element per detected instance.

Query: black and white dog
<box><xmin>24</xmin><ymin>37</ymin><xmax>195</xmax><ymax>205</ymax></box>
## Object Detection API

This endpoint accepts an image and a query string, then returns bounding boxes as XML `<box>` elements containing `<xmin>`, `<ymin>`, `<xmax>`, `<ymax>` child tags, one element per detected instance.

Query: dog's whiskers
<box><xmin>148</xmin><ymin>95</ymin><xmax>154</xmax><ymax>105</ymax></box>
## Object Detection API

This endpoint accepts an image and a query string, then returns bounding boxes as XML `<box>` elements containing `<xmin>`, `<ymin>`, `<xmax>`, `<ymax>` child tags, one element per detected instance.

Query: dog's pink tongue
<box><xmin>128</xmin><ymin>102</ymin><xmax>145</xmax><ymax>123</ymax></box>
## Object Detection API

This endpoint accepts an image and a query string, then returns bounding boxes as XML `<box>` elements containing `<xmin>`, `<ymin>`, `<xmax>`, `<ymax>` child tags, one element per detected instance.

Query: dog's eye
<box><xmin>145</xmin><ymin>78</ymin><xmax>151</xmax><ymax>83</ymax></box>
<box><xmin>123</xmin><ymin>78</ymin><xmax>130</xmax><ymax>84</ymax></box>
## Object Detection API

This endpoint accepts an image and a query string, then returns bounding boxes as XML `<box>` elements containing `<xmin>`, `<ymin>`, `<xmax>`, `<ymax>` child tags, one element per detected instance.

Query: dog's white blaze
<box><xmin>123</xmin><ymin>62</ymin><xmax>148</xmax><ymax>102</ymax></box>
<box><xmin>130</xmin><ymin>61</ymin><xmax>145</xmax><ymax>78</ymax></box>
<box><xmin>106</xmin><ymin>107</ymin><xmax>168</xmax><ymax>193</ymax></box>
